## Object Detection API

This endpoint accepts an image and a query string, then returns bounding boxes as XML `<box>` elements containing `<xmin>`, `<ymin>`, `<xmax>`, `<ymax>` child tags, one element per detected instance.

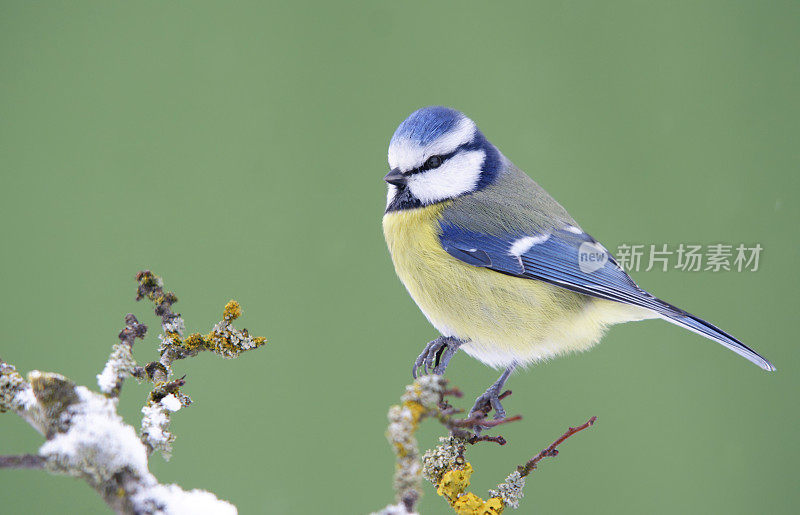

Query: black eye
<box><xmin>424</xmin><ymin>155</ymin><xmax>443</xmax><ymax>169</ymax></box>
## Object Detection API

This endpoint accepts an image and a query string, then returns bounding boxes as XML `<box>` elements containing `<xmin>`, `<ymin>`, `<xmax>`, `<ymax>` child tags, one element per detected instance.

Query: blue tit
<box><xmin>382</xmin><ymin>106</ymin><xmax>774</xmax><ymax>422</ymax></box>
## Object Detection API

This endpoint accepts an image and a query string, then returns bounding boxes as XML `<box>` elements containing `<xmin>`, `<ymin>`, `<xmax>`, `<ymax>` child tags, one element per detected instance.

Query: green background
<box><xmin>1</xmin><ymin>1</ymin><xmax>798</xmax><ymax>513</ymax></box>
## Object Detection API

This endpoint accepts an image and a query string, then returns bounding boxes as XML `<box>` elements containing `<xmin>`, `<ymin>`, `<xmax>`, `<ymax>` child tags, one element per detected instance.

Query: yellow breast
<box><xmin>382</xmin><ymin>204</ymin><xmax>643</xmax><ymax>368</ymax></box>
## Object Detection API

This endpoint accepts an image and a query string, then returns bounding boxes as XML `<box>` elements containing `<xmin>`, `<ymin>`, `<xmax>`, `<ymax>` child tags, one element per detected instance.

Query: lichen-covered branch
<box><xmin>133</xmin><ymin>270</ymin><xmax>266</xmax><ymax>458</ymax></box>
<box><xmin>373</xmin><ymin>376</ymin><xmax>517</xmax><ymax>515</ymax></box>
<box><xmin>387</xmin><ymin>375</ymin><xmax>448</xmax><ymax>512</ymax></box>
<box><xmin>97</xmin><ymin>313</ymin><xmax>147</xmax><ymax>398</ymax></box>
<box><xmin>0</xmin><ymin>270</ymin><xmax>268</xmax><ymax>514</ymax></box>
<box><xmin>374</xmin><ymin>376</ymin><xmax>596</xmax><ymax>515</ymax></box>
<box><xmin>1</xmin><ymin>360</ymin><xmax>51</xmax><ymax>436</ymax></box>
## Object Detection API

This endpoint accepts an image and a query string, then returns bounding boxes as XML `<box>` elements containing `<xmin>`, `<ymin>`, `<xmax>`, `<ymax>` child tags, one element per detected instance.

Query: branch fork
<box><xmin>1</xmin><ymin>271</ymin><xmax>268</xmax><ymax>514</ymax></box>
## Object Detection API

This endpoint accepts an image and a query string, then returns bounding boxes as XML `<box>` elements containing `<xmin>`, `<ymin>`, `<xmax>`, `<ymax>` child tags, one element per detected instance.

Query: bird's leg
<box><xmin>469</xmin><ymin>365</ymin><xmax>516</xmax><ymax>427</ymax></box>
<box><xmin>412</xmin><ymin>336</ymin><xmax>465</xmax><ymax>378</ymax></box>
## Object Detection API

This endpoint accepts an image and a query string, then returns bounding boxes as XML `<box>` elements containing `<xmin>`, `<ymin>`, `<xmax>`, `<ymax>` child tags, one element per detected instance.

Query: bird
<box><xmin>381</xmin><ymin>106</ymin><xmax>774</xmax><ymax>423</ymax></box>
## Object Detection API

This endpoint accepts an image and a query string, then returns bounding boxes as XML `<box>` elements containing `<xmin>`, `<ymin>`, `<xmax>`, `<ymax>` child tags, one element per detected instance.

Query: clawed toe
<box><xmin>467</xmin><ymin>366</ymin><xmax>515</xmax><ymax>431</ymax></box>
<box><xmin>411</xmin><ymin>336</ymin><xmax>463</xmax><ymax>378</ymax></box>
<box><xmin>469</xmin><ymin>389</ymin><xmax>507</xmax><ymax>421</ymax></box>
<box><xmin>412</xmin><ymin>340</ymin><xmax>442</xmax><ymax>378</ymax></box>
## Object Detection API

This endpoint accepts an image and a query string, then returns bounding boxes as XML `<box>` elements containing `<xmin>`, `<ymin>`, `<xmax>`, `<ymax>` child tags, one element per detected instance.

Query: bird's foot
<box><xmin>412</xmin><ymin>336</ymin><xmax>464</xmax><ymax>378</ymax></box>
<box><xmin>469</xmin><ymin>385</ymin><xmax>508</xmax><ymax>421</ymax></box>
<box><xmin>467</xmin><ymin>366</ymin><xmax>515</xmax><ymax>433</ymax></box>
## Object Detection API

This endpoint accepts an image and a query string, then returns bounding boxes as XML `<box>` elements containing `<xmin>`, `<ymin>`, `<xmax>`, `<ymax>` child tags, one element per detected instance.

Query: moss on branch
<box><xmin>0</xmin><ymin>270</ymin><xmax>269</xmax><ymax>514</ymax></box>
<box><xmin>377</xmin><ymin>375</ymin><xmax>596</xmax><ymax>514</ymax></box>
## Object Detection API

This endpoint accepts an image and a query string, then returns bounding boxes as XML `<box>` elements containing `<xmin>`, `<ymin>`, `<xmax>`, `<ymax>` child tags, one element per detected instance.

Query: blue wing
<box><xmin>439</xmin><ymin>222</ymin><xmax>775</xmax><ymax>371</ymax></box>
<box><xmin>440</xmin><ymin>222</ymin><xmax>669</xmax><ymax>310</ymax></box>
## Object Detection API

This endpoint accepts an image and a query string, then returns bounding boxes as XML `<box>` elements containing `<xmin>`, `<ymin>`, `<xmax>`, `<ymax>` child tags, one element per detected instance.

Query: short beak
<box><xmin>383</xmin><ymin>169</ymin><xmax>407</xmax><ymax>187</ymax></box>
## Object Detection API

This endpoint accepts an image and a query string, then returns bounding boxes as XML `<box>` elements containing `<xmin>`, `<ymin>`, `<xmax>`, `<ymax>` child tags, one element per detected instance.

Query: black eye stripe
<box><xmin>405</xmin><ymin>149</ymin><xmax>458</xmax><ymax>176</ymax></box>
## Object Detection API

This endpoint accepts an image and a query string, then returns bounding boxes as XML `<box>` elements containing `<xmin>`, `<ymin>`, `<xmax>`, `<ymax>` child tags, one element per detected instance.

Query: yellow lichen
<box><xmin>394</xmin><ymin>442</ymin><xmax>408</xmax><ymax>457</ymax></box>
<box><xmin>136</xmin><ymin>270</ymin><xmax>159</xmax><ymax>289</ymax></box>
<box><xmin>183</xmin><ymin>333</ymin><xmax>208</xmax><ymax>351</ymax></box>
<box><xmin>168</xmin><ymin>300</ymin><xmax>268</xmax><ymax>358</ymax></box>
<box><xmin>402</xmin><ymin>400</ymin><xmax>426</xmax><ymax>426</ymax></box>
<box><xmin>436</xmin><ymin>462</ymin><xmax>505</xmax><ymax>515</ymax></box>
<box><xmin>223</xmin><ymin>300</ymin><xmax>242</xmax><ymax>320</ymax></box>
<box><xmin>451</xmin><ymin>493</ymin><xmax>504</xmax><ymax>515</ymax></box>
<box><xmin>437</xmin><ymin>463</ymin><xmax>473</xmax><ymax>503</ymax></box>
<box><xmin>165</xmin><ymin>331</ymin><xmax>182</xmax><ymax>343</ymax></box>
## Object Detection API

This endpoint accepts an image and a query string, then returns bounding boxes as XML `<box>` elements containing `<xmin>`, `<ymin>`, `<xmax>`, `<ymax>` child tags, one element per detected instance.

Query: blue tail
<box><xmin>656</xmin><ymin>306</ymin><xmax>775</xmax><ymax>371</ymax></box>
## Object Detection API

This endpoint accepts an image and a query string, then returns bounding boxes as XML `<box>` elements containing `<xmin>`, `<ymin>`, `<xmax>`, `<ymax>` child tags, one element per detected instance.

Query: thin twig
<box><xmin>450</xmin><ymin>414</ymin><xmax>523</xmax><ymax>429</ymax></box>
<box><xmin>436</xmin><ymin>388</ymin><xmax>520</xmax><ymax>445</ymax></box>
<box><xmin>467</xmin><ymin>434</ymin><xmax>507</xmax><ymax>446</ymax></box>
<box><xmin>443</xmin><ymin>387</ymin><xmax>463</xmax><ymax>398</ymax></box>
<box><xmin>0</xmin><ymin>270</ymin><xmax>266</xmax><ymax>513</ymax></box>
<box><xmin>0</xmin><ymin>454</ymin><xmax>46</xmax><ymax>469</ymax></box>
<box><xmin>517</xmin><ymin>415</ymin><xmax>597</xmax><ymax>477</ymax></box>
<box><xmin>135</xmin><ymin>270</ymin><xmax>191</xmax><ymax>381</ymax></box>
<box><xmin>119</xmin><ymin>313</ymin><xmax>148</xmax><ymax>348</ymax></box>
<box><xmin>135</xmin><ymin>270</ymin><xmax>181</xmax><ymax>331</ymax></box>
<box><xmin>148</xmin><ymin>376</ymin><xmax>187</xmax><ymax>403</ymax></box>
<box><xmin>106</xmin><ymin>314</ymin><xmax>147</xmax><ymax>397</ymax></box>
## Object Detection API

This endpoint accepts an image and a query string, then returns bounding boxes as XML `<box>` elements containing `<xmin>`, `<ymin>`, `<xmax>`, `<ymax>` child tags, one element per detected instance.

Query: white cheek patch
<box><xmin>407</xmin><ymin>150</ymin><xmax>485</xmax><ymax>204</ymax></box>
<box><xmin>387</xmin><ymin>117</ymin><xmax>477</xmax><ymax>172</ymax></box>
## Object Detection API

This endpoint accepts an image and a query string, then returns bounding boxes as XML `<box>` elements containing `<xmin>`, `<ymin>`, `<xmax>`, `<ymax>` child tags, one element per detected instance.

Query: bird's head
<box><xmin>385</xmin><ymin>106</ymin><xmax>501</xmax><ymax>212</ymax></box>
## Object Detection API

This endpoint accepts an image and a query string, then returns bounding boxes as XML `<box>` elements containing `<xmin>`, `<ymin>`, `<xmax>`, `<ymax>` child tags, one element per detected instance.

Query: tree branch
<box><xmin>517</xmin><ymin>415</ymin><xmax>597</xmax><ymax>477</ymax></box>
<box><xmin>97</xmin><ymin>313</ymin><xmax>147</xmax><ymax>398</ymax></box>
<box><xmin>0</xmin><ymin>454</ymin><xmax>45</xmax><ymax>469</ymax></box>
<box><xmin>0</xmin><ymin>270</ymin><xmax>268</xmax><ymax>514</ymax></box>
<box><xmin>375</xmin><ymin>376</ymin><xmax>597</xmax><ymax>514</ymax></box>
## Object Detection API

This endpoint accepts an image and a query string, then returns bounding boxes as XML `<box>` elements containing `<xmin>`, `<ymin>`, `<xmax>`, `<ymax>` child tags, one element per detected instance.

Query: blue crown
<box><xmin>391</xmin><ymin>106</ymin><xmax>465</xmax><ymax>146</ymax></box>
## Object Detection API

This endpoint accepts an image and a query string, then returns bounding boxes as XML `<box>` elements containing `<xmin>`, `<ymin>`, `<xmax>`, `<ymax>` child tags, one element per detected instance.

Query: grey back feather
<box><xmin>442</xmin><ymin>155</ymin><xmax>577</xmax><ymax>235</ymax></box>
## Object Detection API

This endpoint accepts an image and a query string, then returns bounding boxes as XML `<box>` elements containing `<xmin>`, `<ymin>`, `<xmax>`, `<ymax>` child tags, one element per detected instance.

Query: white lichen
<box><xmin>2</xmin><ymin>272</ymin><xmax>269</xmax><ymax>514</ymax></box>
<box><xmin>387</xmin><ymin>402</ymin><xmax>421</xmax><ymax>500</ymax></box>
<box><xmin>131</xmin><ymin>483</ymin><xmax>237</xmax><ymax>515</ymax></box>
<box><xmin>488</xmin><ymin>470</ymin><xmax>526</xmax><ymax>509</ymax></box>
<box><xmin>400</xmin><ymin>374</ymin><xmax>445</xmax><ymax>409</ymax></box>
<box><xmin>31</xmin><ymin>382</ymin><xmax>235</xmax><ymax>513</ymax></box>
<box><xmin>39</xmin><ymin>387</ymin><xmax>149</xmax><ymax>481</ymax></box>
<box><xmin>157</xmin><ymin>333</ymin><xmax>179</xmax><ymax>359</ymax></box>
<box><xmin>14</xmin><ymin>387</ymin><xmax>38</xmax><ymax>411</ymax></box>
<box><xmin>421</xmin><ymin>435</ymin><xmax>465</xmax><ymax>485</ymax></box>
<box><xmin>97</xmin><ymin>343</ymin><xmax>136</xmax><ymax>394</ymax></box>
<box><xmin>141</xmin><ymin>401</ymin><xmax>175</xmax><ymax>459</ymax></box>
<box><xmin>1</xmin><ymin>361</ymin><xmax>30</xmax><ymax>412</ymax></box>
<box><xmin>162</xmin><ymin>316</ymin><xmax>185</xmax><ymax>336</ymax></box>
<box><xmin>387</xmin><ymin>405</ymin><xmax>416</xmax><ymax>449</ymax></box>
<box><xmin>160</xmin><ymin>394</ymin><xmax>182</xmax><ymax>412</ymax></box>
<box><xmin>206</xmin><ymin>319</ymin><xmax>263</xmax><ymax>358</ymax></box>
<box><xmin>388</xmin><ymin>404</ymin><xmax>420</xmax><ymax>503</ymax></box>
<box><xmin>383</xmin><ymin>375</ymin><xmax>448</xmax><ymax>512</ymax></box>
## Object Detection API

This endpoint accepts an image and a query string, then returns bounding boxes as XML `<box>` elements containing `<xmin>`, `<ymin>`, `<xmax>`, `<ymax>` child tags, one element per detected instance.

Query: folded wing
<box><xmin>439</xmin><ymin>222</ymin><xmax>774</xmax><ymax>371</ymax></box>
